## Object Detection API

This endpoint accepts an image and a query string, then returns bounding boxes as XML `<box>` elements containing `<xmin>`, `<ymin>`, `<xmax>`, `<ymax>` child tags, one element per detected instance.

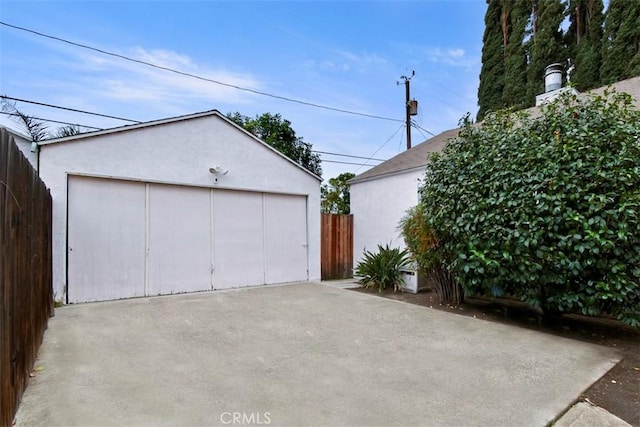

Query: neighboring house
<box><xmin>35</xmin><ymin>110</ymin><xmax>321</xmax><ymax>303</ymax></box>
<box><xmin>350</xmin><ymin>75</ymin><xmax>640</xmax><ymax>267</ymax></box>
<box><xmin>349</xmin><ymin>128</ymin><xmax>457</xmax><ymax>262</ymax></box>
<box><xmin>589</xmin><ymin>76</ymin><xmax>640</xmax><ymax>103</ymax></box>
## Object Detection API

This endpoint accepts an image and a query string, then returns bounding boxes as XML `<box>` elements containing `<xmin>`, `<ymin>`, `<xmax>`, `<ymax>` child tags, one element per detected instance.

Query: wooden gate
<box><xmin>321</xmin><ymin>213</ymin><xmax>353</xmax><ymax>280</ymax></box>
<box><xmin>0</xmin><ymin>129</ymin><xmax>53</xmax><ymax>426</ymax></box>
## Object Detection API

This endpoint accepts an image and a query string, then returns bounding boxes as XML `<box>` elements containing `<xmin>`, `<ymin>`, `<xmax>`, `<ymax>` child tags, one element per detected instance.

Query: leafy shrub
<box><xmin>354</xmin><ymin>244</ymin><xmax>410</xmax><ymax>293</ymax></box>
<box><xmin>399</xmin><ymin>205</ymin><xmax>463</xmax><ymax>304</ymax></box>
<box><xmin>419</xmin><ymin>90</ymin><xmax>640</xmax><ymax>326</ymax></box>
<box><xmin>399</xmin><ymin>205</ymin><xmax>440</xmax><ymax>271</ymax></box>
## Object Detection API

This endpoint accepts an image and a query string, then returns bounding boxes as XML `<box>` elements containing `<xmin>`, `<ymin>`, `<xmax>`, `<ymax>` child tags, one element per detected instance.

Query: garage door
<box><xmin>264</xmin><ymin>193</ymin><xmax>308</xmax><ymax>283</ymax></box>
<box><xmin>212</xmin><ymin>192</ymin><xmax>308</xmax><ymax>289</ymax></box>
<box><xmin>67</xmin><ymin>178</ymin><xmax>146</xmax><ymax>302</ymax></box>
<box><xmin>212</xmin><ymin>190</ymin><xmax>265</xmax><ymax>289</ymax></box>
<box><xmin>67</xmin><ymin>176</ymin><xmax>309</xmax><ymax>303</ymax></box>
<box><xmin>147</xmin><ymin>184</ymin><xmax>212</xmax><ymax>296</ymax></box>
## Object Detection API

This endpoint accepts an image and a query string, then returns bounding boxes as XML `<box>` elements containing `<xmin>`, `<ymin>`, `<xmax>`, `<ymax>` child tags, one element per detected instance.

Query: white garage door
<box><xmin>147</xmin><ymin>184</ymin><xmax>212</xmax><ymax>296</ymax></box>
<box><xmin>264</xmin><ymin>193</ymin><xmax>308</xmax><ymax>283</ymax></box>
<box><xmin>67</xmin><ymin>176</ymin><xmax>308</xmax><ymax>303</ymax></box>
<box><xmin>212</xmin><ymin>192</ymin><xmax>308</xmax><ymax>289</ymax></box>
<box><xmin>68</xmin><ymin>177</ymin><xmax>146</xmax><ymax>302</ymax></box>
<box><xmin>213</xmin><ymin>190</ymin><xmax>265</xmax><ymax>289</ymax></box>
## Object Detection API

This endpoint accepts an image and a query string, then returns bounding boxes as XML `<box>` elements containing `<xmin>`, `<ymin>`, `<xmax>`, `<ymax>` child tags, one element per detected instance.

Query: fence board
<box><xmin>321</xmin><ymin>213</ymin><xmax>353</xmax><ymax>280</ymax></box>
<box><xmin>0</xmin><ymin>129</ymin><xmax>53</xmax><ymax>426</ymax></box>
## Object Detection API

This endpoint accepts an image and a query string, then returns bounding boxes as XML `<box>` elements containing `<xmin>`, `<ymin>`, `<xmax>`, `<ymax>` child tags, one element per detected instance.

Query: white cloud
<box><xmin>425</xmin><ymin>47</ymin><xmax>477</xmax><ymax>68</ymax></box>
<box><xmin>50</xmin><ymin>45</ymin><xmax>264</xmax><ymax>108</ymax></box>
<box><xmin>447</xmin><ymin>48</ymin><xmax>465</xmax><ymax>58</ymax></box>
<box><xmin>335</xmin><ymin>50</ymin><xmax>387</xmax><ymax>66</ymax></box>
<box><xmin>304</xmin><ymin>50</ymin><xmax>387</xmax><ymax>74</ymax></box>
<box><xmin>103</xmin><ymin>48</ymin><xmax>262</xmax><ymax>104</ymax></box>
<box><xmin>313</xmin><ymin>59</ymin><xmax>350</xmax><ymax>72</ymax></box>
<box><xmin>130</xmin><ymin>48</ymin><xmax>196</xmax><ymax>70</ymax></box>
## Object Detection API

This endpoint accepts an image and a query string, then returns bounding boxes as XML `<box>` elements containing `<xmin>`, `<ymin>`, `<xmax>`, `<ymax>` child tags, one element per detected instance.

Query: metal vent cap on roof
<box><xmin>544</xmin><ymin>63</ymin><xmax>564</xmax><ymax>92</ymax></box>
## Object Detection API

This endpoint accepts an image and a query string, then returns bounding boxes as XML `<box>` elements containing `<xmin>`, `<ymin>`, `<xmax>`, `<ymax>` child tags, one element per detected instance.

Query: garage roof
<box><xmin>39</xmin><ymin>110</ymin><xmax>221</xmax><ymax>145</ymax></box>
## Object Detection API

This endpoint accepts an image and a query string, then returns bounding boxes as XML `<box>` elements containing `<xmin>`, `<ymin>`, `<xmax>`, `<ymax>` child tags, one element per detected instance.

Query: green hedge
<box><xmin>419</xmin><ymin>91</ymin><xmax>640</xmax><ymax>326</ymax></box>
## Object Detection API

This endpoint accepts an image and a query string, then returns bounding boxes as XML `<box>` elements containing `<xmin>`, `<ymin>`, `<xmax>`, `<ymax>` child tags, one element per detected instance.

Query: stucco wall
<box><xmin>350</xmin><ymin>169</ymin><xmax>423</xmax><ymax>267</ymax></box>
<box><xmin>38</xmin><ymin>114</ymin><xmax>321</xmax><ymax>300</ymax></box>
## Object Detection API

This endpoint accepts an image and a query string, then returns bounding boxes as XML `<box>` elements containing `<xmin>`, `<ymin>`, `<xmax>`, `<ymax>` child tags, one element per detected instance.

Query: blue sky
<box><xmin>0</xmin><ymin>1</ymin><xmax>486</xmax><ymax>180</ymax></box>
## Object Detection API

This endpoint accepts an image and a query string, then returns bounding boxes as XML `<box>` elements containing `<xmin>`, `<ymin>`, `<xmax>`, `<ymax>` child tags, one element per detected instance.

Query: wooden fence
<box><xmin>321</xmin><ymin>213</ymin><xmax>353</xmax><ymax>280</ymax></box>
<box><xmin>1</xmin><ymin>128</ymin><xmax>53</xmax><ymax>426</ymax></box>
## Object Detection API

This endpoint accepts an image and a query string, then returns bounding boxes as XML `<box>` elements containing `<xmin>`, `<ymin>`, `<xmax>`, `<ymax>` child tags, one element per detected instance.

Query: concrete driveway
<box><xmin>15</xmin><ymin>283</ymin><xmax>619</xmax><ymax>426</ymax></box>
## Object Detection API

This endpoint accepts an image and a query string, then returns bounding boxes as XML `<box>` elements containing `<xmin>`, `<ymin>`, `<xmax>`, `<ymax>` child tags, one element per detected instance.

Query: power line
<box><xmin>0</xmin><ymin>111</ymin><xmax>102</xmax><ymax>130</ymax></box>
<box><xmin>426</xmin><ymin>93</ymin><xmax>463</xmax><ymax>111</ymax></box>
<box><xmin>354</xmin><ymin>124</ymin><xmax>405</xmax><ymax>173</ymax></box>
<box><xmin>314</xmin><ymin>150</ymin><xmax>385</xmax><ymax>162</ymax></box>
<box><xmin>413</xmin><ymin>125</ymin><xmax>430</xmax><ymax>141</ymax></box>
<box><xmin>0</xmin><ymin>105</ymin><xmax>390</xmax><ymax>162</ymax></box>
<box><xmin>322</xmin><ymin>159</ymin><xmax>379</xmax><ymax>166</ymax></box>
<box><xmin>413</xmin><ymin>86</ymin><xmax>471</xmax><ymax>113</ymax></box>
<box><xmin>411</xmin><ymin>120</ymin><xmax>435</xmax><ymax>137</ymax></box>
<box><xmin>0</xmin><ymin>21</ymin><xmax>404</xmax><ymax>123</ymax></box>
<box><xmin>1</xmin><ymin>95</ymin><xmax>140</xmax><ymax>123</ymax></box>
<box><xmin>422</xmin><ymin>77</ymin><xmax>475</xmax><ymax>103</ymax></box>
<box><xmin>397</xmin><ymin>129</ymin><xmax>405</xmax><ymax>153</ymax></box>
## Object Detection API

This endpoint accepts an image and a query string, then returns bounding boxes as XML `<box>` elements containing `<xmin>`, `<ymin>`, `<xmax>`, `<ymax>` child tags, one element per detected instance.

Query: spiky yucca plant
<box><xmin>354</xmin><ymin>244</ymin><xmax>410</xmax><ymax>293</ymax></box>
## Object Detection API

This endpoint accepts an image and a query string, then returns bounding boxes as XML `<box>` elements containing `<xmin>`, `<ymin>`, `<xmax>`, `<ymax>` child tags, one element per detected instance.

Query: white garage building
<box><xmin>38</xmin><ymin>110</ymin><xmax>321</xmax><ymax>303</ymax></box>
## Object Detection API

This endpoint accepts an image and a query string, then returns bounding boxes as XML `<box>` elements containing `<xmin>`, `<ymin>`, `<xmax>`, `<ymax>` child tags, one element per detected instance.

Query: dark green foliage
<box><xmin>227</xmin><ymin>112</ymin><xmax>322</xmax><ymax>177</ymax></box>
<box><xmin>321</xmin><ymin>172</ymin><xmax>355</xmax><ymax>214</ymax></box>
<box><xmin>628</xmin><ymin>51</ymin><xmax>640</xmax><ymax>77</ymax></box>
<box><xmin>419</xmin><ymin>92</ymin><xmax>640</xmax><ymax>326</ymax></box>
<box><xmin>600</xmin><ymin>0</ymin><xmax>640</xmax><ymax>84</ymax></box>
<box><xmin>526</xmin><ymin>0</ymin><xmax>566</xmax><ymax>105</ymax></box>
<box><xmin>354</xmin><ymin>244</ymin><xmax>410</xmax><ymax>293</ymax></box>
<box><xmin>566</xmin><ymin>0</ymin><xmax>604</xmax><ymax>91</ymax></box>
<box><xmin>503</xmin><ymin>0</ymin><xmax>530</xmax><ymax>110</ymax></box>
<box><xmin>573</xmin><ymin>42</ymin><xmax>602</xmax><ymax>90</ymax></box>
<box><xmin>478</xmin><ymin>0</ymin><xmax>638</xmax><ymax>114</ymax></box>
<box><xmin>477</xmin><ymin>0</ymin><xmax>506</xmax><ymax>121</ymax></box>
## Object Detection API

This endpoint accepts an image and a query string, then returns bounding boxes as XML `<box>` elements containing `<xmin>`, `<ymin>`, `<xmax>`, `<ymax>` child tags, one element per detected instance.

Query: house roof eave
<box><xmin>348</xmin><ymin>164</ymin><xmax>427</xmax><ymax>185</ymax></box>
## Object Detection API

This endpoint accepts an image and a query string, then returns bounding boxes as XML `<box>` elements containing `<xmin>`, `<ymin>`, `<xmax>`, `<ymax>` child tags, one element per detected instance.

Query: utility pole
<box><xmin>398</xmin><ymin>71</ymin><xmax>417</xmax><ymax>150</ymax></box>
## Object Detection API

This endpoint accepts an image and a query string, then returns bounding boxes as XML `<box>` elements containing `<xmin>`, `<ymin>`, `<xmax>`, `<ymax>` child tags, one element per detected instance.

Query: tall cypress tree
<box><xmin>477</xmin><ymin>0</ymin><xmax>506</xmax><ymax>120</ymax></box>
<box><xmin>503</xmin><ymin>0</ymin><xmax>530</xmax><ymax>109</ymax></box>
<box><xmin>526</xmin><ymin>0</ymin><xmax>565</xmax><ymax>105</ymax></box>
<box><xmin>600</xmin><ymin>0</ymin><xmax>640</xmax><ymax>84</ymax></box>
<box><xmin>566</xmin><ymin>0</ymin><xmax>604</xmax><ymax>91</ymax></box>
